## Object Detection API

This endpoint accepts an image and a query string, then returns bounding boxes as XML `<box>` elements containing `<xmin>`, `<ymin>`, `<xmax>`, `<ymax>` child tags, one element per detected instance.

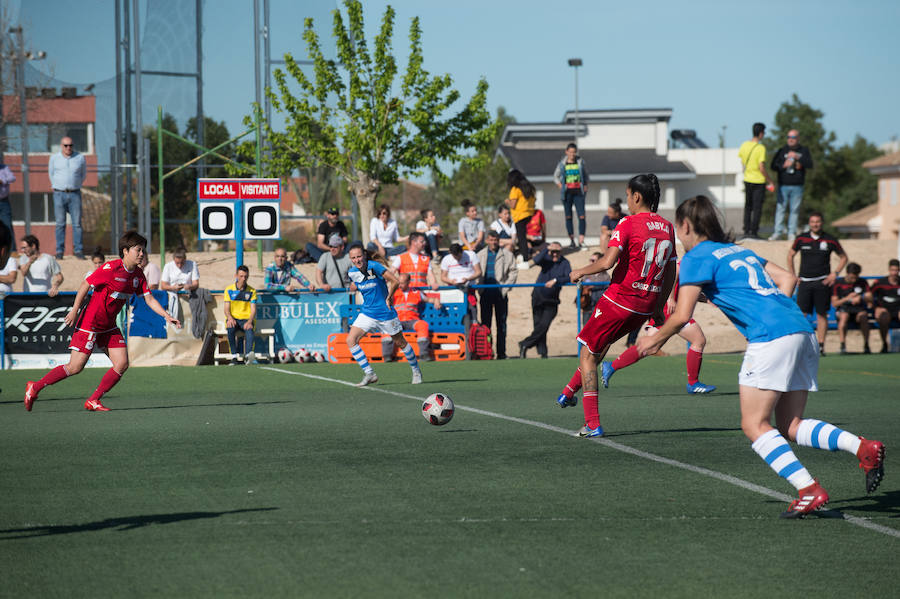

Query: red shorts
<box><xmin>577</xmin><ymin>296</ymin><xmax>648</xmax><ymax>355</ymax></box>
<box><xmin>69</xmin><ymin>328</ymin><xmax>127</xmax><ymax>354</ymax></box>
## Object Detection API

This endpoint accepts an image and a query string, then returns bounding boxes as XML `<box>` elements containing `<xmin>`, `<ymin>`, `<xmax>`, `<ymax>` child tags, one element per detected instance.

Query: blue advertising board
<box><xmin>256</xmin><ymin>292</ymin><xmax>351</xmax><ymax>358</ymax></box>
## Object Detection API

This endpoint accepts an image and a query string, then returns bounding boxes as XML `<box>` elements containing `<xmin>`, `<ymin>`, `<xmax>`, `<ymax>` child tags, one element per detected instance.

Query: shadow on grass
<box><xmin>0</xmin><ymin>507</ymin><xmax>279</xmax><ymax>539</ymax></box>
<box><xmin>829</xmin><ymin>489</ymin><xmax>900</xmax><ymax>517</ymax></box>
<box><xmin>605</xmin><ymin>426</ymin><xmax>742</xmax><ymax>437</ymax></box>
<box><xmin>115</xmin><ymin>400</ymin><xmax>293</xmax><ymax>411</ymax></box>
<box><xmin>382</xmin><ymin>378</ymin><xmax>489</xmax><ymax>386</ymax></box>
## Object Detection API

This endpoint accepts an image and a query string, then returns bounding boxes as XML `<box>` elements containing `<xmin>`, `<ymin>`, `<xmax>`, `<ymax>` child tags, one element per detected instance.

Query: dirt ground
<box><xmin>47</xmin><ymin>238</ymin><xmax>899</xmax><ymax>358</ymax></box>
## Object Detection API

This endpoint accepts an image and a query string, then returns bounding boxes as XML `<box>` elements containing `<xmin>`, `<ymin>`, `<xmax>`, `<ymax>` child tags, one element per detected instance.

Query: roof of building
<box><xmin>832</xmin><ymin>202</ymin><xmax>881</xmax><ymax>230</ymax></box>
<box><xmin>499</xmin><ymin>147</ymin><xmax>694</xmax><ymax>181</ymax></box>
<box><xmin>863</xmin><ymin>150</ymin><xmax>900</xmax><ymax>171</ymax></box>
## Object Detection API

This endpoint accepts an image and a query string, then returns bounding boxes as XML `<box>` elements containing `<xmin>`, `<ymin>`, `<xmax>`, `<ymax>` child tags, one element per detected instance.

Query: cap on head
<box><xmin>328</xmin><ymin>234</ymin><xmax>344</xmax><ymax>247</ymax></box>
<box><xmin>327</xmin><ymin>207</ymin><xmax>338</xmax><ymax>215</ymax></box>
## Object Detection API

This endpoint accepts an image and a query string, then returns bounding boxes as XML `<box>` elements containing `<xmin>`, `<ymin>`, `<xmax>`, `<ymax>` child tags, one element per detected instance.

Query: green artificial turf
<box><xmin>0</xmin><ymin>353</ymin><xmax>897</xmax><ymax>598</ymax></box>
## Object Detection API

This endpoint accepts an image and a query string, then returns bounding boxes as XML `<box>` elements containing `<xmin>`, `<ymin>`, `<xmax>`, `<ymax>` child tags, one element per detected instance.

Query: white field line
<box><xmin>260</xmin><ymin>366</ymin><xmax>899</xmax><ymax>540</ymax></box>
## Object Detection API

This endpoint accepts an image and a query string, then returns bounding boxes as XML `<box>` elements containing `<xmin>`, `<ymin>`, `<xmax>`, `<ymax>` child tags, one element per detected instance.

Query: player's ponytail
<box><xmin>675</xmin><ymin>195</ymin><xmax>735</xmax><ymax>244</ymax></box>
<box><xmin>627</xmin><ymin>174</ymin><xmax>661</xmax><ymax>212</ymax></box>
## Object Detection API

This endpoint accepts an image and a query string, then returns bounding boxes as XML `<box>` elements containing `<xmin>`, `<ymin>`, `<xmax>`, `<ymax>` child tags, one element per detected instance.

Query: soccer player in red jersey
<box><xmin>557</xmin><ymin>174</ymin><xmax>677</xmax><ymax>437</ymax></box>
<box><xmin>24</xmin><ymin>231</ymin><xmax>181</xmax><ymax>412</ymax></box>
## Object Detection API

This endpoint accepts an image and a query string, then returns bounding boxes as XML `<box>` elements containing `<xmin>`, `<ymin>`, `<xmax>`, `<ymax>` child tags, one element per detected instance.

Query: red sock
<box><xmin>35</xmin><ymin>365</ymin><xmax>70</xmax><ymax>391</ymax></box>
<box><xmin>582</xmin><ymin>391</ymin><xmax>600</xmax><ymax>429</ymax></box>
<box><xmin>686</xmin><ymin>347</ymin><xmax>703</xmax><ymax>385</ymax></box>
<box><xmin>562</xmin><ymin>368</ymin><xmax>582</xmax><ymax>398</ymax></box>
<box><xmin>611</xmin><ymin>345</ymin><xmax>641</xmax><ymax>371</ymax></box>
<box><xmin>87</xmin><ymin>368</ymin><xmax>123</xmax><ymax>403</ymax></box>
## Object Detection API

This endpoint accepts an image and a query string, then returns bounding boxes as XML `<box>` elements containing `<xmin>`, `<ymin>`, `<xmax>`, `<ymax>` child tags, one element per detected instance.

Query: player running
<box><xmin>636</xmin><ymin>195</ymin><xmax>884</xmax><ymax>518</ymax></box>
<box><xmin>600</xmin><ymin>261</ymin><xmax>717</xmax><ymax>394</ymax></box>
<box><xmin>346</xmin><ymin>243</ymin><xmax>423</xmax><ymax>387</ymax></box>
<box><xmin>558</xmin><ymin>174</ymin><xmax>677</xmax><ymax>438</ymax></box>
<box><xmin>24</xmin><ymin>231</ymin><xmax>181</xmax><ymax>412</ymax></box>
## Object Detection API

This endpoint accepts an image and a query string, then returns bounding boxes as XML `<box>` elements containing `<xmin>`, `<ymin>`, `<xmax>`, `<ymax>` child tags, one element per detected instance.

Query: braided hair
<box><xmin>627</xmin><ymin>173</ymin><xmax>661</xmax><ymax>212</ymax></box>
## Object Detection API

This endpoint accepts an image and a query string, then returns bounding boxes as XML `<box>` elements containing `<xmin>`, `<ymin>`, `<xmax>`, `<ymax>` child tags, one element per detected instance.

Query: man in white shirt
<box><xmin>441</xmin><ymin>243</ymin><xmax>482</xmax><ymax>320</ymax></box>
<box><xmin>160</xmin><ymin>247</ymin><xmax>199</xmax><ymax>319</ymax></box>
<box><xmin>17</xmin><ymin>235</ymin><xmax>63</xmax><ymax>296</ymax></box>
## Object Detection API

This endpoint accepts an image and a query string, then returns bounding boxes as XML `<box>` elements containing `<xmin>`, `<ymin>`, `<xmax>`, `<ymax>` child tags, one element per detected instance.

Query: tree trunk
<box><xmin>350</xmin><ymin>170</ymin><xmax>380</xmax><ymax>246</ymax></box>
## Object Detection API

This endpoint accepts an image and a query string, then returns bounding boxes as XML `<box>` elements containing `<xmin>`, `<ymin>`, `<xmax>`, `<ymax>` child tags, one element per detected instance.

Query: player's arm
<box><xmin>144</xmin><ymin>292</ymin><xmax>181</xmax><ymax>328</ymax></box>
<box><xmin>63</xmin><ymin>280</ymin><xmax>93</xmax><ymax>327</ymax></box>
<box><xmin>636</xmin><ymin>284</ymin><xmax>702</xmax><ymax>357</ymax></box>
<box><xmin>383</xmin><ymin>268</ymin><xmax>400</xmax><ymax>305</ymax></box>
<box><xmin>827</xmin><ymin>251</ymin><xmax>849</xmax><ymax>286</ymax></box>
<box><xmin>764</xmin><ymin>260</ymin><xmax>798</xmax><ymax>297</ymax></box>
<box><xmin>786</xmin><ymin>247</ymin><xmax>798</xmax><ymax>276</ymax></box>
<box><xmin>571</xmin><ymin>245</ymin><xmax>620</xmax><ymax>283</ymax></box>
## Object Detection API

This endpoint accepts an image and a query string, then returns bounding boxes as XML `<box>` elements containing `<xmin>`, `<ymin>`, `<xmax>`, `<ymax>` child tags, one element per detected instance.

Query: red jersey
<box><xmin>602</xmin><ymin>212</ymin><xmax>676</xmax><ymax>315</ymax></box>
<box><xmin>77</xmin><ymin>259</ymin><xmax>150</xmax><ymax>332</ymax></box>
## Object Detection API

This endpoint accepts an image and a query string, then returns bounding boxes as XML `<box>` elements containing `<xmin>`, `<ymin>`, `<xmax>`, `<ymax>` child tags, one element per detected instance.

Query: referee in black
<box><xmin>788</xmin><ymin>211</ymin><xmax>848</xmax><ymax>356</ymax></box>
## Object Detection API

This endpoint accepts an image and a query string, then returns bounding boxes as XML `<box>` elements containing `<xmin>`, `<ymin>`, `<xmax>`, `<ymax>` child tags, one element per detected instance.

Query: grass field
<box><xmin>1</xmin><ymin>353</ymin><xmax>897</xmax><ymax>598</ymax></box>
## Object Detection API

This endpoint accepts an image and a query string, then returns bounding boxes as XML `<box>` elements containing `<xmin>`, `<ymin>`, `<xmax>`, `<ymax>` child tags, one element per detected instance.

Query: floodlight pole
<box><xmin>568</xmin><ymin>58</ymin><xmax>582</xmax><ymax>142</ymax></box>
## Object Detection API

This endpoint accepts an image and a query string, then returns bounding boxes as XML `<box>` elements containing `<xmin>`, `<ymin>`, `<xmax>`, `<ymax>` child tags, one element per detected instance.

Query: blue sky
<box><xmin>16</xmin><ymin>0</ymin><xmax>900</xmax><ymax>166</ymax></box>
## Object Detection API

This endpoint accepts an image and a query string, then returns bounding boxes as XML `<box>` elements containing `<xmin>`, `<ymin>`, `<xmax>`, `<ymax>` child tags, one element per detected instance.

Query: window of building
<box><xmin>8</xmin><ymin>192</ymin><xmax>53</xmax><ymax>224</ymax></box>
<box><xmin>1</xmin><ymin>123</ymin><xmax>89</xmax><ymax>154</ymax></box>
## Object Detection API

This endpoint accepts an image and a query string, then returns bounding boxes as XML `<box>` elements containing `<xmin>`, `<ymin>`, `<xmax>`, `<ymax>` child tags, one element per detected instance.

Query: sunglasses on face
<box><xmin>787</xmin><ymin>136</ymin><xmax>798</xmax><ymax>139</ymax></box>
<box><xmin>62</xmin><ymin>144</ymin><xmax>73</xmax><ymax>147</ymax></box>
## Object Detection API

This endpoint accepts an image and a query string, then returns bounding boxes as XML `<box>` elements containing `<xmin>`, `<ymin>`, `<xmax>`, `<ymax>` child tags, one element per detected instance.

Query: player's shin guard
<box><xmin>686</xmin><ymin>346</ymin><xmax>703</xmax><ymax>385</ymax></box>
<box><xmin>561</xmin><ymin>368</ymin><xmax>582</xmax><ymax>399</ymax></box>
<box><xmin>87</xmin><ymin>367</ymin><xmax>123</xmax><ymax>403</ymax></box>
<box><xmin>795</xmin><ymin>419</ymin><xmax>862</xmax><ymax>455</ymax></box>
<box><xmin>349</xmin><ymin>344</ymin><xmax>374</xmax><ymax>373</ymax></box>
<box><xmin>582</xmin><ymin>391</ymin><xmax>600</xmax><ymax>430</ymax></box>
<box><xmin>35</xmin><ymin>365</ymin><xmax>70</xmax><ymax>391</ymax></box>
<box><xmin>611</xmin><ymin>346</ymin><xmax>641</xmax><ymax>371</ymax></box>
<box><xmin>402</xmin><ymin>345</ymin><xmax>419</xmax><ymax>370</ymax></box>
<box><xmin>752</xmin><ymin>429</ymin><xmax>815</xmax><ymax>490</ymax></box>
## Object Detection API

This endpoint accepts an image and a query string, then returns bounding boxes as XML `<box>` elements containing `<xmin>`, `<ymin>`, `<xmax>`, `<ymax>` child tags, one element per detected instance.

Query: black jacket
<box><xmin>770</xmin><ymin>144</ymin><xmax>813</xmax><ymax>186</ymax></box>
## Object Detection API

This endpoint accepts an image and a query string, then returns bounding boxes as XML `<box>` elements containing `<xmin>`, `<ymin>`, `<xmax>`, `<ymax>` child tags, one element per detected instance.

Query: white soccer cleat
<box><xmin>355</xmin><ymin>371</ymin><xmax>378</xmax><ymax>387</ymax></box>
<box><xmin>411</xmin><ymin>369</ymin><xmax>423</xmax><ymax>385</ymax></box>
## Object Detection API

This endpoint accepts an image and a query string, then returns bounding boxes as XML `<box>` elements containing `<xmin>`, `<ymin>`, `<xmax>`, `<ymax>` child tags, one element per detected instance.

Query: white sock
<box><xmin>795</xmin><ymin>419</ymin><xmax>861</xmax><ymax>455</ymax></box>
<box><xmin>751</xmin><ymin>429</ymin><xmax>815</xmax><ymax>490</ymax></box>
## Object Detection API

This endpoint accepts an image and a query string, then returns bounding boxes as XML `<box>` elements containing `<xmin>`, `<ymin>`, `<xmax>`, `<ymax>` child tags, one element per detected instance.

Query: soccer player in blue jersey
<box><xmin>346</xmin><ymin>244</ymin><xmax>423</xmax><ymax>387</ymax></box>
<box><xmin>637</xmin><ymin>195</ymin><xmax>885</xmax><ymax>518</ymax></box>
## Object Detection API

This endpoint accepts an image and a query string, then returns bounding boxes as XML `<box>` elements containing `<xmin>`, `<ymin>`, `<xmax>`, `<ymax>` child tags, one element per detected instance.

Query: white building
<box><xmin>498</xmin><ymin>108</ymin><xmax>746</xmax><ymax>241</ymax></box>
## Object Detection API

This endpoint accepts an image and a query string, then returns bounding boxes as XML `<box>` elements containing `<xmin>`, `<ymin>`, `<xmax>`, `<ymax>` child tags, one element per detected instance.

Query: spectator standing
<box><xmin>47</xmin><ymin>136</ymin><xmax>87</xmax><ymax>259</ymax></box>
<box><xmin>872</xmin><ymin>259</ymin><xmax>900</xmax><ymax>353</ymax></box>
<box><xmin>489</xmin><ymin>204</ymin><xmax>517</xmax><ymax>253</ymax></box>
<box><xmin>769</xmin><ymin>130</ymin><xmax>814</xmax><ymax>240</ymax></box>
<box><xmin>506</xmin><ymin>169</ymin><xmax>536</xmax><ymax>266</ymax></box>
<box><xmin>315</xmin><ymin>234</ymin><xmax>352</xmax><ymax>291</ymax></box>
<box><xmin>788</xmin><ymin>212</ymin><xmax>847</xmax><ymax>355</ymax></box>
<box><xmin>553</xmin><ymin>142</ymin><xmax>590</xmax><ymax>248</ymax></box>
<box><xmin>224</xmin><ymin>265</ymin><xmax>258</xmax><ymax>365</ymax></box>
<box><xmin>599</xmin><ymin>199</ymin><xmax>623</xmax><ymax>251</ymax></box>
<box><xmin>139</xmin><ymin>253</ymin><xmax>161</xmax><ymax>290</ymax></box>
<box><xmin>391</xmin><ymin>232</ymin><xmax>439</xmax><ymax>290</ymax></box>
<box><xmin>265</xmin><ymin>247</ymin><xmax>314</xmax><ymax>291</ymax></box>
<box><xmin>382</xmin><ymin>272</ymin><xmax>442</xmax><ymax>362</ymax></box>
<box><xmin>519</xmin><ymin>242</ymin><xmax>571</xmax><ymax>359</ymax></box>
<box><xmin>738</xmin><ymin>123</ymin><xmax>775</xmax><ymax>240</ymax></box>
<box><xmin>440</xmin><ymin>242</ymin><xmax>482</xmax><ymax>321</ymax></box>
<box><xmin>18</xmin><ymin>235</ymin><xmax>63</xmax><ymax>296</ymax></box>
<box><xmin>458</xmin><ymin>199</ymin><xmax>485</xmax><ymax>252</ymax></box>
<box><xmin>832</xmin><ymin>262</ymin><xmax>872</xmax><ymax>354</ymax></box>
<box><xmin>415</xmin><ymin>208</ymin><xmax>443</xmax><ymax>260</ymax></box>
<box><xmin>368</xmin><ymin>204</ymin><xmax>407</xmax><ymax>257</ymax></box>
<box><xmin>0</xmin><ymin>158</ymin><xmax>16</xmax><ymax>252</ymax></box>
<box><xmin>305</xmin><ymin>207</ymin><xmax>349</xmax><ymax>262</ymax></box>
<box><xmin>476</xmin><ymin>230</ymin><xmax>517</xmax><ymax>359</ymax></box>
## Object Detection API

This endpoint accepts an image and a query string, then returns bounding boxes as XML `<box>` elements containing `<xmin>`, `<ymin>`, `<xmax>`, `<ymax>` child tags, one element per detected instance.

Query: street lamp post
<box><xmin>8</xmin><ymin>26</ymin><xmax>46</xmax><ymax>236</ymax></box>
<box><xmin>567</xmin><ymin>58</ymin><xmax>582</xmax><ymax>142</ymax></box>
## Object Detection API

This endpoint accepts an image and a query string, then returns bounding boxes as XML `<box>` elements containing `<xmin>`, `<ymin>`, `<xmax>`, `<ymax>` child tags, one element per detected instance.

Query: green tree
<box><xmin>257</xmin><ymin>0</ymin><xmax>501</xmax><ymax>243</ymax></box>
<box><xmin>765</xmin><ymin>94</ymin><xmax>880</xmax><ymax>226</ymax></box>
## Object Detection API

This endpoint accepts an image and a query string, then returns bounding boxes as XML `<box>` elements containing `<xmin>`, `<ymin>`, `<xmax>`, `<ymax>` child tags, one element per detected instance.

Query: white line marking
<box><xmin>260</xmin><ymin>366</ymin><xmax>899</xmax><ymax>539</ymax></box>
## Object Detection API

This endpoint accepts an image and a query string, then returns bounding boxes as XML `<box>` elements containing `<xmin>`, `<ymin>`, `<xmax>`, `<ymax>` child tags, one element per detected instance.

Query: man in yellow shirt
<box><xmin>224</xmin><ymin>265</ymin><xmax>258</xmax><ymax>364</ymax></box>
<box><xmin>738</xmin><ymin>122</ymin><xmax>776</xmax><ymax>240</ymax></box>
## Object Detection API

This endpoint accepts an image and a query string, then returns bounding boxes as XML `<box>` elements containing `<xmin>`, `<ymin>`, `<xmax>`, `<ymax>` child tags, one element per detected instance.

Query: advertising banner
<box><xmin>256</xmin><ymin>292</ymin><xmax>351</xmax><ymax>358</ymax></box>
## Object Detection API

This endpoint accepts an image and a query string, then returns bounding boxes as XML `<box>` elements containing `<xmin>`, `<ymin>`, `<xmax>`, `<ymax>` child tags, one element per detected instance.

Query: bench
<box><xmin>211</xmin><ymin>323</ymin><xmax>276</xmax><ymax>364</ymax></box>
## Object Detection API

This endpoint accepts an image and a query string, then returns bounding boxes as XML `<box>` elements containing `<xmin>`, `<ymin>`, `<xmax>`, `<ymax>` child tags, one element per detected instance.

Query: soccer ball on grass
<box><xmin>276</xmin><ymin>348</ymin><xmax>293</xmax><ymax>363</ymax></box>
<box><xmin>293</xmin><ymin>348</ymin><xmax>311</xmax><ymax>363</ymax></box>
<box><xmin>422</xmin><ymin>392</ymin><xmax>454</xmax><ymax>426</ymax></box>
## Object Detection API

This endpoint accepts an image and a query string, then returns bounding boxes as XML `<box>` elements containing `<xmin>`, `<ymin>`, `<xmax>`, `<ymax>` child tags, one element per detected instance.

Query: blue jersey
<box><xmin>348</xmin><ymin>260</ymin><xmax>398</xmax><ymax>321</ymax></box>
<box><xmin>679</xmin><ymin>241</ymin><xmax>813</xmax><ymax>342</ymax></box>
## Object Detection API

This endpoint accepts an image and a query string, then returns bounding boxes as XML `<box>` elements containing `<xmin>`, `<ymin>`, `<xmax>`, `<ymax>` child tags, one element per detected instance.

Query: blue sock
<box><xmin>402</xmin><ymin>344</ymin><xmax>419</xmax><ymax>370</ymax></box>
<box><xmin>349</xmin><ymin>344</ymin><xmax>373</xmax><ymax>373</ymax></box>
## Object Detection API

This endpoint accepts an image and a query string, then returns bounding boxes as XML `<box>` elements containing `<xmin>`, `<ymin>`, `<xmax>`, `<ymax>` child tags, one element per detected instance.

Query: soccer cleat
<box><xmin>556</xmin><ymin>393</ymin><xmax>578</xmax><ymax>408</ymax></box>
<box><xmin>780</xmin><ymin>480</ymin><xmax>829</xmax><ymax>519</ymax></box>
<box><xmin>856</xmin><ymin>437</ymin><xmax>885</xmax><ymax>494</ymax></box>
<box><xmin>600</xmin><ymin>361</ymin><xmax>615</xmax><ymax>389</ymax></box>
<box><xmin>24</xmin><ymin>381</ymin><xmax>39</xmax><ymax>411</ymax></box>
<box><xmin>411</xmin><ymin>369</ymin><xmax>423</xmax><ymax>385</ymax></box>
<box><xmin>686</xmin><ymin>381</ymin><xmax>717</xmax><ymax>394</ymax></box>
<box><xmin>577</xmin><ymin>425</ymin><xmax>604</xmax><ymax>438</ymax></box>
<box><xmin>84</xmin><ymin>399</ymin><xmax>110</xmax><ymax>412</ymax></box>
<box><xmin>355</xmin><ymin>371</ymin><xmax>378</xmax><ymax>387</ymax></box>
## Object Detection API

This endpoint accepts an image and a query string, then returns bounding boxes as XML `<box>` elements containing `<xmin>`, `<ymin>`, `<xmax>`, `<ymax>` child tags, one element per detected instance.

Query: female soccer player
<box><xmin>558</xmin><ymin>174</ymin><xmax>677</xmax><ymax>438</ymax></box>
<box><xmin>636</xmin><ymin>195</ymin><xmax>885</xmax><ymax>518</ymax></box>
<box><xmin>600</xmin><ymin>261</ymin><xmax>717</xmax><ymax>395</ymax></box>
<box><xmin>24</xmin><ymin>231</ymin><xmax>181</xmax><ymax>412</ymax></box>
<box><xmin>346</xmin><ymin>244</ymin><xmax>423</xmax><ymax>387</ymax></box>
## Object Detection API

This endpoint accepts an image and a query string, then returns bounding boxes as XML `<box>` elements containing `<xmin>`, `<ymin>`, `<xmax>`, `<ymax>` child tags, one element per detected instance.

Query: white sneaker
<box><xmin>355</xmin><ymin>371</ymin><xmax>378</xmax><ymax>387</ymax></box>
<box><xmin>411</xmin><ymin>369</ymin><xmax>423</xmax><ymax>385</ymax></box>
<box><xmin>517</xmin><ymin>261</ymin><xmax>531</xmax><ymax>270</ymax></box>
<box><xmin>768</xmin><ymin>233</ymin><xmax>782</xmax><ymax>241</ymax></box>
<box><xmin>516</xmin><ymin>254</ymin><xmax>524</xmax><ymax>264</ymax></box>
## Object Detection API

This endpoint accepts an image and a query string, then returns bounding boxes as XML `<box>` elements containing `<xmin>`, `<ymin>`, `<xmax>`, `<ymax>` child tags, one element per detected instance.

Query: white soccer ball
<box><xmin>422</xmin><ymin>392</ymin><xmax>454</xmax><ymax>426</ymax></box>
<box><xmin>276</xmin><ymin>348</ymin><xmax>293</xmax><ymax>363</ymax></box>
<box><xmin>311</xmin><ymin>351</ymin><xmax>325</xmax><ymax>363</ymax></box>
<box><xmin>294</xmin><ymin>348</ymin><xmax>311</xmax><ymax>363</ymax></box>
